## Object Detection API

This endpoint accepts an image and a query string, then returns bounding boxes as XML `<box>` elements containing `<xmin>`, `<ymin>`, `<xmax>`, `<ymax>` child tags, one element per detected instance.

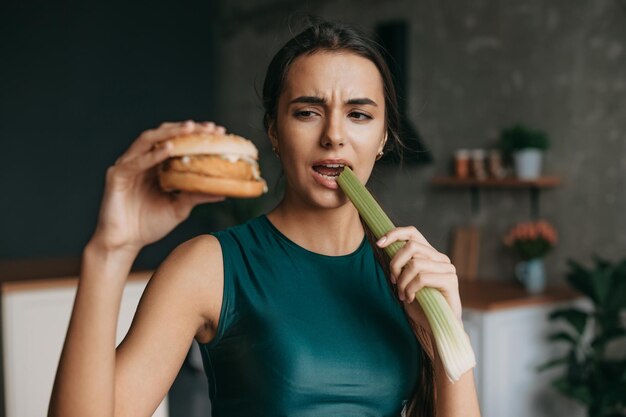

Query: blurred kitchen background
<box><xmin>1</xmin><ymin>0</ymin><xmax>625</xmax><ymax>416</ymax></box>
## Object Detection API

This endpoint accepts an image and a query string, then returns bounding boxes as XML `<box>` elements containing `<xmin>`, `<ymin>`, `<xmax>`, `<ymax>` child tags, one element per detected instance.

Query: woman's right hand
<box><xmin>90</xmin><ymin>120</ymin><xmax>226</xmax><ymax>254</ymax></box>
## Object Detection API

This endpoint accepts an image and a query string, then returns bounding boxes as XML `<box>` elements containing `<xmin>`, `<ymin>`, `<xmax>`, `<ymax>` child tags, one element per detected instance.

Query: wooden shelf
<box><xmin>460</xmin><ymin>280</ymin><xmax>581</xmax><ymax>311</ymax></box>
<box><xmin>431</xmin><ymin>176</ymin><xmax>561</xmax><ymax>188</ymax></box>
<box><xmin>431</xmin><ymin>176</ymin><xmax>562</xmax><ymax>218</ymax></box>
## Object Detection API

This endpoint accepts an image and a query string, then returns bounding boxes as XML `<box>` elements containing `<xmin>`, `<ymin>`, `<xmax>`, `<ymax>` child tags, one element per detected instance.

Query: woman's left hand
<box><xmin>376</xmin><ymin>226</ymin><xmax>463</xmax><ymax>333</ymax></box>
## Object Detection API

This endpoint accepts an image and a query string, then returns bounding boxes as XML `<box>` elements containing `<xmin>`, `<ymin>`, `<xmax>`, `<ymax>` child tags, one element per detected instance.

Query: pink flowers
<box><xmin>503</xmin><ymin>220</ymin><xmax>558</xmax><ymax>260</ymax></box>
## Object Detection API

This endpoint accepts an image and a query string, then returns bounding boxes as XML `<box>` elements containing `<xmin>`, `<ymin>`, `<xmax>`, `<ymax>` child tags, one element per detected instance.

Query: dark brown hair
<box><xmin>262</xmin><ymin>18</ymin><xmax>401</xmax><ymax>156</ymax></box>
<box><xmin>261</xmin><ymin>18</ymin><xmax>435</xmax><ymax>417</ymax></box>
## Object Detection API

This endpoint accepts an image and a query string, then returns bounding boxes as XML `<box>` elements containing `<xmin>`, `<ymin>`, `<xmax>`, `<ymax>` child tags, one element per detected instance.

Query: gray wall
<box><xmin>214</xmin><ymin>0</ymin><xmax>626</xmax><ymax>284</ymax></box>
<box><xmin>3</xmin><ymin>0</ymin><xmax>624</xmax><ymax>281</ymax></box>
<box><xmin>1</xmin><ymin>0</ymin><xmax>223</xmax><ymax>269</ymax></box>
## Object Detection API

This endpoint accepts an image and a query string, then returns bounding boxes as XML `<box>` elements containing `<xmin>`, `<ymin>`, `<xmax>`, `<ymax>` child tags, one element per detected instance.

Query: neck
<box><xmin>266</xmin><ymin>192</ymin><xmax>365</xmax><ymax>256</ymax></box>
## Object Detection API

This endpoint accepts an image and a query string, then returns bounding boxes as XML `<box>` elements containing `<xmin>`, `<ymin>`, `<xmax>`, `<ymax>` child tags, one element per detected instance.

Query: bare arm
<box><xmin>48</xmin><ymin>242</ymin><xmax>138</xmax><ymax>417</ymax></box>
<box><xmin>113</xmin><ymin>234</ymin><xmax>224</xmax><ymax>417</ymax></box>
<box><xmin>433</xmin><ymin>347</ymin><xmax>481</xmax><ymax>417</ymax></box>
<box><xmin>48</xmin><ymin>120</ymin><xmax>226</xmax><ymax>417</ymax></box>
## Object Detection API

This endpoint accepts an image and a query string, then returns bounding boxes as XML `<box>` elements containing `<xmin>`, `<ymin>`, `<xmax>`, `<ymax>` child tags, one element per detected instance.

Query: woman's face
<box><xmin>271</xmin><ymin>51</ymin><xmax>387</xmax><ymax>209</ymax></box>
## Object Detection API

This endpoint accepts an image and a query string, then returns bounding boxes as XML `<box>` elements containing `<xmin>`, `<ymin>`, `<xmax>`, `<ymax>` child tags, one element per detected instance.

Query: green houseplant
<box><xmin>499</xmin><ymin>123</ymin><xmax>551</xmax><ymax>179</ymax></box>
<box><xmin>539</xmin><ymin>255</ymin><xmax>626</xmax><ymax>417</ymax></box>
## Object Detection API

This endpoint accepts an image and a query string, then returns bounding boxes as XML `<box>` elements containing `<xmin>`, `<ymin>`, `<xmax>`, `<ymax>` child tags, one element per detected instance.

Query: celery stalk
<box><xmin>337</xmin><ymin>167</ymin><xmax>476</xmax><ymax>382</ymax></box>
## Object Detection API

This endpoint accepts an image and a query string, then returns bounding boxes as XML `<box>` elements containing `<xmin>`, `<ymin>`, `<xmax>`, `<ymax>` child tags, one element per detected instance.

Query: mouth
<box><xmin>312</xmin><ymin>163</ymin><xmax>346</xmax><ymax>179</ymax></box>
<box><xmin>310</xmin><ymin>159</ymin><xmax>352</xmax><ymax>189</ymax></box>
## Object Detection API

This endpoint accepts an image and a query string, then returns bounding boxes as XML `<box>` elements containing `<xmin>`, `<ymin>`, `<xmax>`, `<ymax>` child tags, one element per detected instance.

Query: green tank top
<box><xmin>199</xmin><ymin>215</ymin><xmax>420</xmax><ymax>416</ymax></box>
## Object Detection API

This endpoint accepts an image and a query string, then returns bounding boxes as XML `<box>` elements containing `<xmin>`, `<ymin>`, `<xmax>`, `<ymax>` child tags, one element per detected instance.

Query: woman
<box><xmin>49</xmin><ymin>21</ymin><xmax>480</xmax><ymax>417</ymax></box>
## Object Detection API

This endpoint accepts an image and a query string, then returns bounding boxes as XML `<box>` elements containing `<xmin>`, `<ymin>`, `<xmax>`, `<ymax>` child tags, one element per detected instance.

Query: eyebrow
<box><xmin>289</xmin><ymin>96</ymin><xmax>378</xmax><ymax>106</ymax></box>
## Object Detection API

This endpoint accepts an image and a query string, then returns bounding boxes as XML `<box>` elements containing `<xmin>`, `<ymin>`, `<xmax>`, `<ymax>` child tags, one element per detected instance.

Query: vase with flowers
<box><xmin>503</xmin><ymin>220</ymin><xmax>558</xmax><ymax>294</ymax></box>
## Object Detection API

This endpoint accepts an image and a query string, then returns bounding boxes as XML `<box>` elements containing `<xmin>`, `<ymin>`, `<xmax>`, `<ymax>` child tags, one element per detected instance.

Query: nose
<box><xmin>320</xmin><ymin>111</ymin><xmax>345</xmax><ymax>149</ymax></box>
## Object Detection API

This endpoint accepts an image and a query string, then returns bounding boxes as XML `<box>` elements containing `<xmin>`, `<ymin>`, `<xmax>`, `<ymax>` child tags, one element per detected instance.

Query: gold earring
<box><xmin>376</xmin><ymin>151</ymin><xmax>384</xmax><ymax>161</ymax></box>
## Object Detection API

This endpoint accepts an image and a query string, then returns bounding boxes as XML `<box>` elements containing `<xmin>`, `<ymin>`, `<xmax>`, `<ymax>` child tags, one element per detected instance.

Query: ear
<box><xmin>267</xmin><ymin>120</ymin><xmax>279</xmax><ymax>148</ymax></box>
<box><xmin>377</xmin><ymin>131</ymin><xmax>388</xmax><ymax>154</ymax></box>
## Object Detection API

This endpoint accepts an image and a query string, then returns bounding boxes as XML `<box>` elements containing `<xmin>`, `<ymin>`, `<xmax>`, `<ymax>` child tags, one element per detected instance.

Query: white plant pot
<box><xmin>515</xmin><ymin>258</ymin><xmax>546</xmax><ymax>294</ymax></box>
<box><xmin>513</xmin><ymin>149</ymin><xmax>543</xmax><ymax>179</ymax></box>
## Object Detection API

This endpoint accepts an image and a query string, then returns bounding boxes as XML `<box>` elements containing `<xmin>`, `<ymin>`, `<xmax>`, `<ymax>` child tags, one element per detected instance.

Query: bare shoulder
<box><xmin>147</xmin><ymin>234</ymin><xmax>224</xmax><ymax>344</ymax></box>
<box><xmin>111</xmin><ymin>235</ymin><xmax>223</xmax><ymax>416</ymax></box>
<box><xmin>158</xmin><ymin>233</ymin><xmax>222</xmax><ymax>274</ymax></box>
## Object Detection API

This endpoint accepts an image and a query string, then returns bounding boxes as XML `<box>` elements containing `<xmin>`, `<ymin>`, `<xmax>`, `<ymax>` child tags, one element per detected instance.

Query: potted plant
<box><xmin>503</xmin><ymin>220</ymin><xmax>558</xmax><ymax>293</ymax></box>
<box><xmin>539</xmin><ymin>255</ymin><xmax>626</xmax><ymax>417</ymax></box>
<box><xmin>499</xmin><ymin>123</ymin><xmax>550</xmax><ymax>179</ymax></box>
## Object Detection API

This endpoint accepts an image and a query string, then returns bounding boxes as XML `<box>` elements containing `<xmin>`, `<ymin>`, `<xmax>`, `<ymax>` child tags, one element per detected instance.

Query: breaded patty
<box><xmin>163</xmin><ymin>155</ymin><xmax>257</xmax><ymax>181</ymax></box>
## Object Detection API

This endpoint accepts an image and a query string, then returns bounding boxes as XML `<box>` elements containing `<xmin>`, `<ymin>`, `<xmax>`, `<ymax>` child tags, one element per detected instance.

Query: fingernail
<box><xmin>376</xmin><ymin>236</ymin><xmax>387</xmax><ymax>246</ymax></box>
<box><xmin>398</xmin><ymin>292</ymin><xmax>405</xmax><ymax>301</ymax></box>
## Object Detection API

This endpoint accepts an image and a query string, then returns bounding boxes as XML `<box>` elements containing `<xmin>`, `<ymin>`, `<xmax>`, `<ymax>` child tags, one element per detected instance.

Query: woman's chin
<box><xmin>311</xmin><ymin>188</ymin><xmax>352</xmax><ymax>210</ymax></box>
<box><xmin>285</xmin><ymin>186</ymin><xmax>348</xmax><ymax>211</ymax></box>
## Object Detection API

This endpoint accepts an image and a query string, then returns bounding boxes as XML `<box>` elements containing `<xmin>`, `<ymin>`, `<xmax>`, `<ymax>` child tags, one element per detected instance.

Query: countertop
<box><xmin>0</xmin><ymin>257</ymin><xmax>151</xmax><ymax>292</ymax></box>
<box><xmin>1</xmin><ymin>258</ymin><xmax>582</xmax><ymax>310</ymax></box>
<box><xmin>459</xmin><ymin>279</ymin><xmax>581</xmax><ymax>311</ymax></box>
<box><xmin>0</xmin><ymin>257</ymin><xmax>82</xmax><ymax>282</ymax></box>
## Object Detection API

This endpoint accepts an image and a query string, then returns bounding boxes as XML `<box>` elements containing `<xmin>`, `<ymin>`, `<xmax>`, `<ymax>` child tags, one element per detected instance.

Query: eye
<box><xmin>294</xmin><ymin>110</ymin><xmax>319</xmax><ymax>119</ymax></box>
<box><xmin>348</xmin><ymin>111</ymin><xmax>372</xmax><ymax>121</ymax></box>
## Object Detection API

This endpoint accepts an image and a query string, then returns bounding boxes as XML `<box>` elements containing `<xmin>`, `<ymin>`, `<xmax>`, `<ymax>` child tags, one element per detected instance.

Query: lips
<box><xmin>312</xmin><ymin>164</ymin><xmax>344</xmax><ymax>177</ymax></box>
<box><xmin>312</xmin><ymin>159</ymin><xmax>352</xmax><ymax>171</ymax></box>
<box><xmin>310</xmin><ymin>159</ymin><xmax>352</xmax><ymax>189</ymax></box>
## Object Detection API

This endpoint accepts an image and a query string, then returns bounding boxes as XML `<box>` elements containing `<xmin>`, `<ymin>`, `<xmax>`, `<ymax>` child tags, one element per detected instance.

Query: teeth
<box><xmin>321</xmin><ymin>163</ymin><xmax>344</xmax><ymax>168</ymax></box>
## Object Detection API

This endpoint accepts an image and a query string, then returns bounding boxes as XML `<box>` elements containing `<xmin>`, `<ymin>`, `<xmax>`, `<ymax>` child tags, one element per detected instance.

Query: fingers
<box><xmin>117</xmin><ymin>121</ymin><xmax>193</xmax><ymax>165</ymax></box>
<box><xmin>405</xmin><ymin>273</ymin><xmax>458</xmax><ymax>304</ymax></box>
<box><xmin>395</xmin><ymin>258</ymin><xmax>456</xmax><ymax>299</ymax></box>
<box><xmin>377</xmin><ymin>225</ymin><xmax>459</xmax><ymax>311</ymax></box>
<box><xmin>106</xmin><ymin>119</ymin><xmax>229</xmax><ymax>196</ymax></box>
<box><xmin>388</xmin><ymin>240</ymin><xmax>450</xmax><ymax>281</ymax></box>
<box><xmin>113</xmin><ymin>139</ymin><xmax>174</xmax><ymax>179</ymax></box>
<box><xmin>215</xmin><ymin>125</ymin><xmax>226</xmax><ymax>135</ymax></box>
<box><xmin>118</xmin><ymin>120</ymin><xmax>226</xmax><ymax>165</ymax></box>
<box><xmin>377</xmin><ymin>225</ymin><xmax>431</xmax><ymax>247</ymax></box>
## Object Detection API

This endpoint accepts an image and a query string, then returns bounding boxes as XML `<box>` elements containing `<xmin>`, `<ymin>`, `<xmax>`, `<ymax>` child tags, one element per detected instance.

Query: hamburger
<box><xmin>157</xmin><ymin>132</ymin><xmax>267</xmax><ymax>198</ymax></box>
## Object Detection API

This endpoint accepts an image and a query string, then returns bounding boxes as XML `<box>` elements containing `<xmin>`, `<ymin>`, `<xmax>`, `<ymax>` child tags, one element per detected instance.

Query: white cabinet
<box><xmin>1</xmin><ymin>272</ymin><xmax>168</xmax><ymax>417</ymax></box>
<box><xmin>463</xmin><ymin>299</ymin><xmax>586</xmax><ymax>417</ymax></box>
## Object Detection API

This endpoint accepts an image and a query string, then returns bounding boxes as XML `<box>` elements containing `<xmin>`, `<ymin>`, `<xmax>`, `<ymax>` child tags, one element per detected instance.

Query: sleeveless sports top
<box><xmin>199</xmin><ymin>215</ymin><xmax>421</xmax><ymax>417</ymax></box>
